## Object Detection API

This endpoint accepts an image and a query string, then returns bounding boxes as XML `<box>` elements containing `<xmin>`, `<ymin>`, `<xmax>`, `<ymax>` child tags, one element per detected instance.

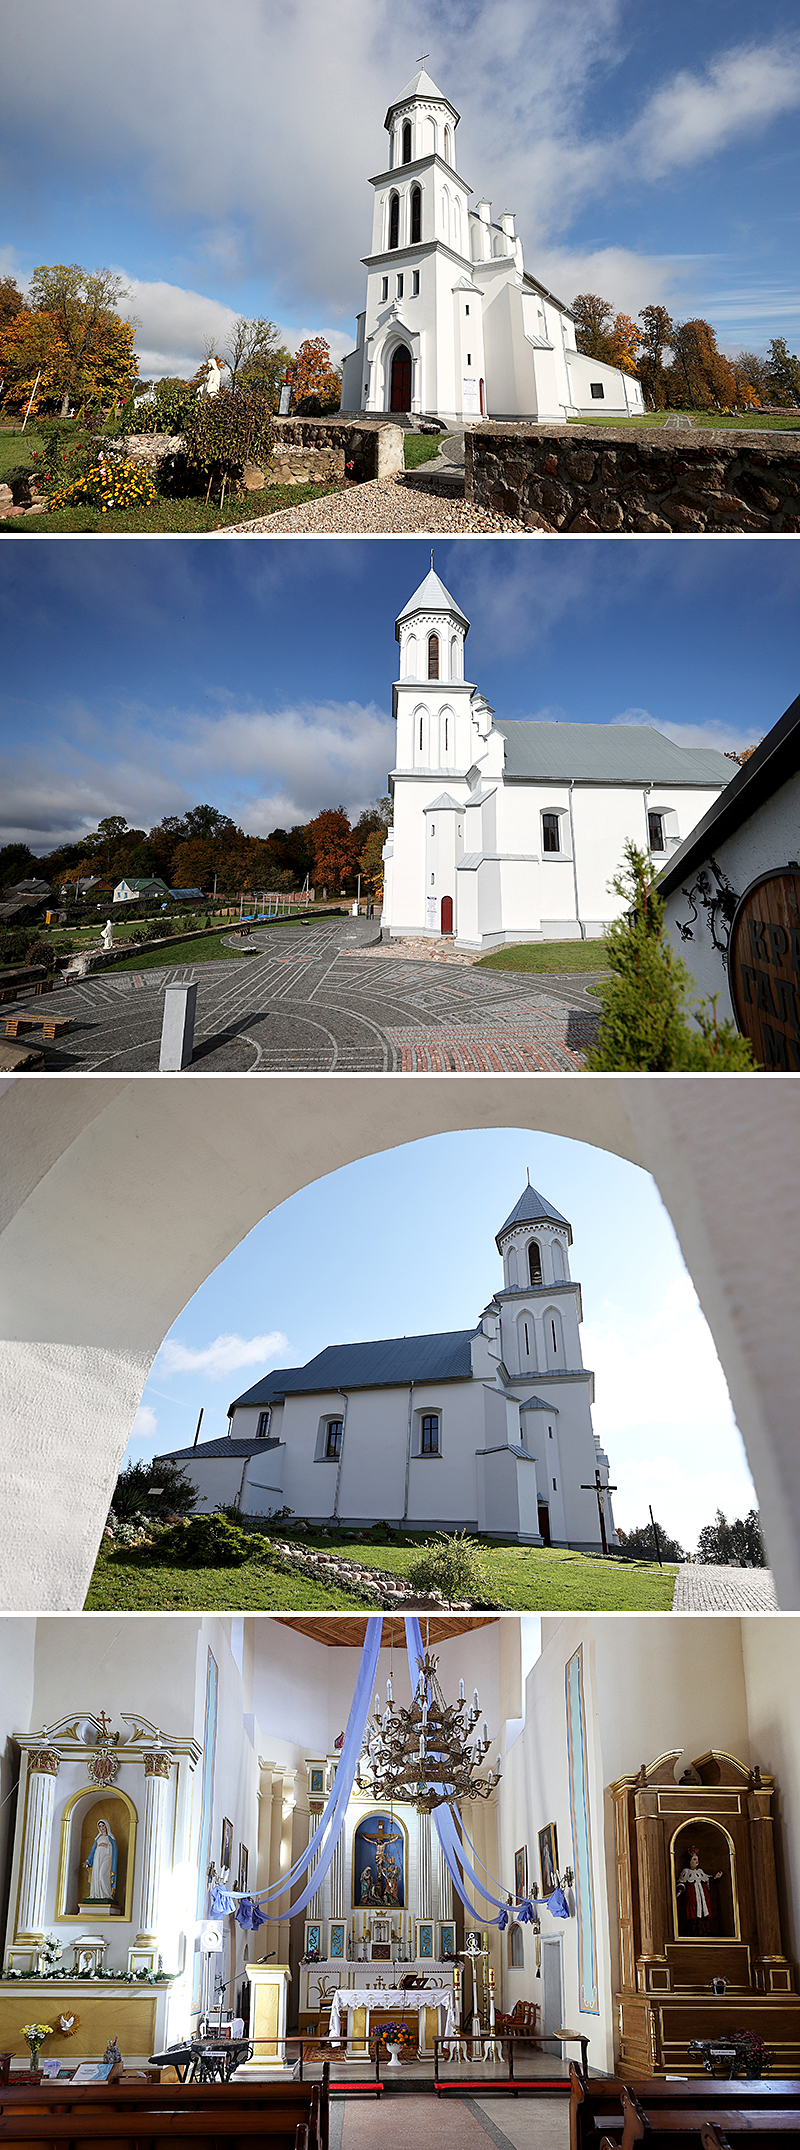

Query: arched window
<box><xmin>402</xmin><ymin>121</ymin><xmax>412</xmax><ymax>165</ymax></box>
<box><xmin>444</xmin><ymin>124</ymin><xmax>452</xmax><ymax>163</ymax></box>
<box><xmin>411</xmin><ymin>185</ymin><xmax>421</xmax><ymax>244</ymax></box>
<box><xmin>406</xmin><ymin>633</ymin><xmax>417</xmax><ymax>677</ymax></box>
<box><xmin>450</xmin><ymin>635</ymin><xmax>460</xmax><ymax>679</ymax></box>
<box><xmin>389</xmin><ymin>193</ymin><xmax>399</xmax><ymax>249</ymax></box>
<box><xmin>528</xmin><ymin>1240</ymin><xmax>542</xmax><ymax>1286</ymax></box>
<box><xmin>545</xmin><ymin>1308</ymin><xmax>564</xmax><ymax>1368</ymax></box>
<box><xmin>552</xmin><ymin>1241</ymin><xmax>565</xmax><ymax>1280</ymax></box>
<box><xmin>428</xmin><ymin>634</ymin><xmax>439</xmax><ymax>681</ymax></box>
<box><xmin>516</xmin><ymin>1310</ymin><xmax>535</xmax><ymax>1369</ymax></box>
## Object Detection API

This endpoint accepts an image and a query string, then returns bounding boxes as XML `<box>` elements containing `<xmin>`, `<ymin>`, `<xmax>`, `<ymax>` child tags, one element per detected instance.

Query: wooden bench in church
<box><xmin>0</xmin><ymin>2073</ymin><xmax>328</xmax><ymax>2150</ymax></box>
<box><xmin>570</xmin><ymin>2065</ymin><xmax>800</xmax><ymax>2150</ymax></box>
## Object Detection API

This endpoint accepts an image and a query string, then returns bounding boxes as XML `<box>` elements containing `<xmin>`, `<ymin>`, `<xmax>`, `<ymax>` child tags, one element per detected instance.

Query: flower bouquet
<box><xmin>370</xmin><ymin>2020</ymin><xmax>415</xmax><ymax>2066</ymax></box>
<box><xmin>732</xmin><ymin>2029</ymin><xmax>773</xmax><ymax>2078</ymax></box>
<box><xmin>22</xmin><ymin>2022</ymin><xmax>53</xmax><ymax>2071</ymax></box>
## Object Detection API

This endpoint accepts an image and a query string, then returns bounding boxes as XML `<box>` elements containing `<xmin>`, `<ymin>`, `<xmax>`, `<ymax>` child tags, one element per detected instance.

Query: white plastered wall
<box><xmin>2</xmin><ymin>1075</ymin><xmax>800</xmax><ymax>1607</ymax></box>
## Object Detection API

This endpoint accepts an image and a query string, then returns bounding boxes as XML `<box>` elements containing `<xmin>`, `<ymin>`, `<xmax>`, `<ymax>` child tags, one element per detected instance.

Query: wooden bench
<box><xmin>570</xmin><ymin>2066</ymin><xmax>800</xmax><ymax>2150</ymax></box>
<box><xmin>4</xmin><ymin>1018</ymin><xmax>35</xmax><ymax>1037</ymax></box>
<box><xmin>40</xmin><ymin>1018</ymin><xmax>71</xmax><ymax>1040</ymax></box>
<box><xmin>0</xmin><ymin>2074</ymin><xmax>327</xmax><ymax>2150</ymax></box>
<box><xmin>3</xmin><ymin>1015</ymin><xmax>70</xmax><ymax>1041</ymax></box>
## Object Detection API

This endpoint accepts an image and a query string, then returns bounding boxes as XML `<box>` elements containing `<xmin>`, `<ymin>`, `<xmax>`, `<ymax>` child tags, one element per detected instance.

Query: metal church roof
<box><xmin>162</xmin><ymin>1435</ymin><xmax>282</xmax><ymax>1461</ymax></box>
<box><xmin>396</xmin><ymin>569</ymin><xmax>469</xmax><ymax>634</ymax></box>
<box><xmin>230</xmin><ymin>1329</ymin><xmax>479</xmax><ymax>1409</ymax></box>
<box><xmin>495</xmin><ymin>720</ymin><xmax>731</xmax><ymax>787</ymax></box>
<box><xmin>496</xmin><ymin>1184</ymin><xmax>572</xmax><ymax>1244</ymax></box>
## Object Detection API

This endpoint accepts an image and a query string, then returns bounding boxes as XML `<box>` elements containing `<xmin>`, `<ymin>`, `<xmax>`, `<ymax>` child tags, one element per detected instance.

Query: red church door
<box><xmin>441</xmin><ymin>895</ymin><xmax>453</xmax><ymax>934</ymax></box>
<box><xmin>390</xmin><ymin>346</ymin><xmax>412</xmax><ymax>411</ymax></box>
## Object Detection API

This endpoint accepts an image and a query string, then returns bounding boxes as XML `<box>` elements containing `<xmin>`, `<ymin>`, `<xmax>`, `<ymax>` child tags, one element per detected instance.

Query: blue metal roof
<box><xmin>496</xmin><ymin>1184</ymin><xmax>572</xmax><ymax>1244</ymax></box>
<box><xmin>231</xmin><ymin>1329</ymin><xmax>478</xmax><ymax>1409</ymax></box>
<box><xmin>161</xmin><ymin>1436</ymin><xmax>281</xmax><ymax>1462</ymax></box>
<box><xmin>520</xmin><ymin>1395</ymin><xmax>559</xmax><ymax>1414</ymax></box>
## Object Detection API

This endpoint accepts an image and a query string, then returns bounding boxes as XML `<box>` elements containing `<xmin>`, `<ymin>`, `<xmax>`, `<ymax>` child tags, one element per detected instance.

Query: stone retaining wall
<box><xmin>465</xmin><ymin>423</ymin><xmax>800</xmax><ymax>531</ymax></box>
<box><xmin>272</xmin><ymin>416</ymin><xmax>404</xmax><ymax>482</ymax></box>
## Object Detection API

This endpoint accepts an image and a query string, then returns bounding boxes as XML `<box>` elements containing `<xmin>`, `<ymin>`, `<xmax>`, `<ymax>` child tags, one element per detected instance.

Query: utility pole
<box><xmin>581</xmin><ymin>1467</ymin><xmax>618</xmax><ymax>1557</ymax></box>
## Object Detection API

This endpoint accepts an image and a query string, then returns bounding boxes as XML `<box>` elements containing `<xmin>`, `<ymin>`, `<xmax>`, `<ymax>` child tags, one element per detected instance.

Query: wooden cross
<box><xmin>580</xmin><ymin>1468</ymin><xmax>617</xmax><ymax>1558</ymax></box>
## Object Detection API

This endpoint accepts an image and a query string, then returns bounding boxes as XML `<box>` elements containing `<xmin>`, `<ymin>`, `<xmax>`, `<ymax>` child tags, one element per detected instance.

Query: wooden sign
<box><xmin>728</xmin><ymin>866</ymin><xmax>800</xmax><ymax>1068</ymax></box>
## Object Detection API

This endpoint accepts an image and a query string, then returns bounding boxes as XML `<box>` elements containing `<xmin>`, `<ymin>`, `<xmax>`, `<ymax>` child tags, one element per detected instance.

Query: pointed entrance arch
<box><xmin>390</xmin><ymin>345</ymin><xmax>412</xmax><ymax>411</ymax></box>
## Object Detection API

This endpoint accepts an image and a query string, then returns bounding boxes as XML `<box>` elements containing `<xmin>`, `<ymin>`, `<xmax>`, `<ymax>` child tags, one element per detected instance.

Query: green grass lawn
<box><xmin>109</xmin><ymin>931</ymin><xmax>259</xmax><ymax>971</ymax></box>
<box><xmin>86</xmin><ymin>1534</ymin><xmax>677</xmax><ymax>1612</ymax></box>
<box><xmin>475</xmin><ymin>940</ymin><xmax>609</xmax><ymax>974</ymax></box>
<box><xmin>0</xmin><ymin>423</ymin><xmax>45</xmax><ymax>477</ymax></box>
<box><xmin>572</xmin><ymin>410</ymin><xmax>800</xmax><ymax>430</ymax></box>
<box><xmin>1</xmin><ymin>479</ymin><xmax>344</xmax><ymax>534</ymax></box>
<box><xmin>404</xmin><ymin>432</ymin><xmax>451</xmax><ymax>467</ymax></box>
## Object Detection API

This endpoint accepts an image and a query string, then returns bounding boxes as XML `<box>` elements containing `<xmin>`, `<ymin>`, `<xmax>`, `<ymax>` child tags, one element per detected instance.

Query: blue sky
<box><xmin>2</xmin><ymin>538</ymin><xmax>799</xmax><ymax>851</ymax></box>
<box><xmin>126</xmin><ymin>1125</ymin><xmax>755</xmax><ymax>1553</ymax></box>
<box><xmin>2</xmin><ymin>0</ymin><xmax>799</xmax><ymax>375</ymax></box>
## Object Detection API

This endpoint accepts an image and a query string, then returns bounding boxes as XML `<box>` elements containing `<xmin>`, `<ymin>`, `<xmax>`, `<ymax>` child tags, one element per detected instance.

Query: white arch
<box><xmin>516</xmin><ymin>1309</ymin><xmax>536</xmax><ymax>1371</ymax></box>
<box><xmin>543</xmin><ymin>1305</ymin><xmax>564</xmax><ymax>1368</ymax></box>
<box><xmin>2</xmin><ymin>1077</ymin><xmax>800</xmax><ymax>1606</ymax></box>
<box><xmin>552</xmin><ymin>1239</ymin><xmax>566</xmax><ymax>1281</ymax></box>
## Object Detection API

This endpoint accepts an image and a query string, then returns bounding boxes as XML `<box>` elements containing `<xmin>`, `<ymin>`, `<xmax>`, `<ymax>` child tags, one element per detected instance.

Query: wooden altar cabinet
<box><xmin>610</xmin><ymin>1748</ymin><xmax>800</xmax><ymax>2077</ymax></box>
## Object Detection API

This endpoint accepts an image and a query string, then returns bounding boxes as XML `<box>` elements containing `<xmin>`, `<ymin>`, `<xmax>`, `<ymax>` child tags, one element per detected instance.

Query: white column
<box><xmin>307</xmin><ymin>1801</ymin><xmax>324</xmax><ymax>1920</ymax></box>
<box><xmin>17</xmin><ymin>1749</ymin><xmax>60</xmax><ymax>1937</ymax></box>
<box><xmin>137</xmin><ymin>1751</ymin><xmax>172</xmax><ymax>1940</ymax></box>
<box><xmin>435</xmin><ymin>1831</ymin><xmax>453</xmax><ymax>1921</ymax></box>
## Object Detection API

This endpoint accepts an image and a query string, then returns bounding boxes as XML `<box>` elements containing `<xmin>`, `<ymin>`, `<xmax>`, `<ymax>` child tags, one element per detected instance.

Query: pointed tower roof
<box><xmin>495</xmin><ymin>1184</ymin><xmax>573</xmax><ymax>1248</ymax></box>
<box><xmin>396</xmin><ymin>566</ymin><xmax>469</xmax><ymax>638</ymax></box>
<box><xmin>385</xmin><ymin>70</ymin><xmax>459</xmax><ymax>128</ymax></box>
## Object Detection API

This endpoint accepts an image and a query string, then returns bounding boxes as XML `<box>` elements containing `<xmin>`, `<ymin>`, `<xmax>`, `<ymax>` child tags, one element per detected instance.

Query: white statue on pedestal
<box><xmin>101</xmin><ymin>920</ymin><xmax>114</xmax><ymax>951</ymax></box>
<box><xmin>85</xmin><ymin>1819</ymin><xmax>118</xmax><ymax>1899</ymax></box>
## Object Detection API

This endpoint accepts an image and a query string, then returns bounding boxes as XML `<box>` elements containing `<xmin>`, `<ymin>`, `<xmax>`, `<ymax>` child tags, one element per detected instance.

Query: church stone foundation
<box><xmin>465</xmin><ymin>423</ymin><xmax>800</xmax><ymax>532</ymax></box>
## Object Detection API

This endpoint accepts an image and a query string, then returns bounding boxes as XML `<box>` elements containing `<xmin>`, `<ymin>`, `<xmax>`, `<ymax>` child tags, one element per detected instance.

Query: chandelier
<box><xmin>354</xmin><ymin>1645</ymin><xmax>502</xmax><ymax>1812</ymax></box>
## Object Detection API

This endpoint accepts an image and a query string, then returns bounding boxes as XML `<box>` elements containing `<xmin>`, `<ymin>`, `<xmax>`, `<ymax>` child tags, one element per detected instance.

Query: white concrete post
<box><xmin>17</xmin><ymin>1749</ymin><xmax>60</xmax><ymax>1937</ymax></box>
<box><xmin>137</xmin><ymin>1751</ymin><xmax>172</xmax><ymax>1939</ymax></box>
<box><xmin>159</xmin><ymin>983</ymin><xmax>197</xmax><ymax>1072</ymax></box>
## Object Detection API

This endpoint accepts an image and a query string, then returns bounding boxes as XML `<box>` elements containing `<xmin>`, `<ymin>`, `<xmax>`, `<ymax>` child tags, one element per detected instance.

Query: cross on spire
<box><xmin>417</xmin><ymin>52</ymin><xmax>429</xmax><ymax>68</ymax></box>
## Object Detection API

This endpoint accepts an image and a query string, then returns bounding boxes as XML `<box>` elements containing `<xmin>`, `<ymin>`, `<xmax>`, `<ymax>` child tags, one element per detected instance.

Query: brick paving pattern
<box><xmin>8</xmin><ymin>919</ymin><xmax>601</xmax><ymax>1073</ymax></box>
<box><xmin>672</xmin><ymin>1564</ymin><xmax>778</xmax><ymax>1610</ymax></box>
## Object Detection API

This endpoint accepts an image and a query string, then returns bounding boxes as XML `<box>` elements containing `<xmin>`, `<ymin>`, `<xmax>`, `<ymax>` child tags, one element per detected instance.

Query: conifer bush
<box><xmin>585</xmin><ymin>843</ymin><xmax>756</xmax><ymax>1071</ymax></box>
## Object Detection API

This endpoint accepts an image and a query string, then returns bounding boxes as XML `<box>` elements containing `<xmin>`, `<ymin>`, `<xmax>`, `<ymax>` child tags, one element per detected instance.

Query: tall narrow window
<box><xmin>411</xmin><ymin>186</ymin><xmax>421</xmax><ymax>244</ymax></box>
<box><xmin>256</xmin><ymin>1410</ymin><xmax>270</xmax><ymax>1438</ymax></box>
<box><xmin>419</xmin><ymin>715</ymin><xmax>424</xmax><ymax>751</ymax></box>
<box><xmin>550</xmin><ymin>1320</ymin><xmax>558</xmax><ymax>1354</ymax></box>
<box><xmin>402</xmin><ymin>121</ymin><xmax>412</xmax><ymax>164</ymax></box>
<box><xmin>421</xmin><ymin>1414</ymin><xmax>440</xmax><ymax>1454</ymax></box>
<box><xmin>648</xmin><ymin>811</ymin><xmax>665</xmax><ymax>852</ymax></box>
<box><xmin>389</xmin><ymin>193</ymin><xmax>399</xmax><ymax>249</ymax></box>
<box><xmin>524</xmin><ymin>1321</ymin><xmax>530</xmax><ymax>1356</ymax></box>
<box><xmin>428</xmin><ymin>633</ymin><xmax>439</xmax><ymax>680</ymax></box>
<box><xmin>325</xmin><ymin>1420</ymin><xmax>343</xmax><ymax>1458</ymax></box>
<box><xmin>412</xmin><ymin>269</ymin><xmax>420</xmax><ymax>296</ymax></box>
<box><xmin>542</xmin><ymin>812</ymin><xmax>561</xmax><ymax>853</ymax></box>
<box><xmin>528</xmin><ymin>1241</ymin><xmax>542</xmax><ymax>1286</ymax></box>
<box><xmin>444</xmin><ymin>716</ymin><xmax>448</xmax><ymax>750</ymax></box>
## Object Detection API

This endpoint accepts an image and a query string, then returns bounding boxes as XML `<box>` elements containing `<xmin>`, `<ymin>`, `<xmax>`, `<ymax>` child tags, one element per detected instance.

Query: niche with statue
<box><xmin>56</xmin><ymin>1790</ymin><xmax>137</xmax><ymax>1923</ymax></box>
<box><xmin>610</xmin><ymin>1749</ymin><xmax>800</xmax><ymax>2078</ymax></box>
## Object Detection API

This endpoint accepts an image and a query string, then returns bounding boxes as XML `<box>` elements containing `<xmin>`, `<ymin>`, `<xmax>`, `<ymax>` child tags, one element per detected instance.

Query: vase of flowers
<box><xmin>22</xmin><ymin>2023</ymin><xmax>53</xmax><ymax>2073</ymax></box>
<box><xmin>733</xmin><ymin>2029</ymin><xmax>772</xmax><ymax>2079</ymax></box>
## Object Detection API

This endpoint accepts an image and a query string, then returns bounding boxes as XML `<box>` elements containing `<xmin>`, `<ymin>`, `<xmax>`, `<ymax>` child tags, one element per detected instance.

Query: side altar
<box><xmin>611</xmin><ymin>1748</ymin><xmax>800</xmax><ymax>2077</ymax></box>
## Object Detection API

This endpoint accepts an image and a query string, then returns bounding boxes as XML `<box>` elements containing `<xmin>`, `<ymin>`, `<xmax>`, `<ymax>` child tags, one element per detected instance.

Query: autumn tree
<box><xmin>606</xmin><ymin>314</ymin><xmax>640</xmax><ymax>375</ymax></box>
<box><xmin>289</xmin><ymin>336</ymin><xmax>342</xmax><ymax>411</ymax></box>
<box><xmin>572</xmin><ymin>294</ymin><xmax>615</xmax><ymax>360</ymax></box>
<box><xmin>637</xmin><ymin>305</ymin><xmax>673</xmax><ymax>409</ymax></box>
<box><xmin>307</xmin><ymin>806</ymin><xmax>357</xmax><ymax>891</ymax></box>
<box><xmin>222</xmin><ymin>316</ymin><xmax>292</xmax><ymax>408</ymax></box>
<box><xmin>0</xmin><ymin>276</ymin><xmax>25</xmax><ymax>326</ymax></box>
<box><xmin>27</xmin><ymin>265</ymin><xmax>137</xmax><ymax>415</ymax></box>
<box><xmin>666</xmin><ymin>318</ymin><xmax>737</xmax><ymax>411</ymax></box>
<box><xmin>765</xmin><ymin>337</ymin><xmax>800</xmax><ymax>408</ymax></box>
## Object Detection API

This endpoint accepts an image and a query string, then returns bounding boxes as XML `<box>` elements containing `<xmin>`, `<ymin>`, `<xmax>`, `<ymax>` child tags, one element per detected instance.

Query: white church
<box><xmin>381</xmin><ymin>564</ymin><xmax>732</xmax><ymax>949</ymax></box>
<box><xmin>161</xmin><ymin>1180</ymin><xmax>617</xmax><ymax>1552</ymax></box>
<box><xmin>340</xmin><ymin>67</ymin><xmax>646</xmax><ymax>423</ymax></box>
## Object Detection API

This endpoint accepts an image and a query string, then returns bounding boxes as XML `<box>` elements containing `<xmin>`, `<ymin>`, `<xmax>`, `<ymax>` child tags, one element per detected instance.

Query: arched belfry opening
<box><xmin>428</xmin><ymin>632</ymin><xmax>440</xmax><ymax>680</ymax></box>
<box><xmin>411</xmin><ymin>185</ymin><xmax>422</xmax><ymax>244</ymax></box>
<box><xmin>528</xmin><ymin>1240</ymin><xmax>543</xmax><ymax>1286</ymax></box>
<box><xmin>389</xmin><ymin>193</ymin><xmax>400</xmax><ymax>249</ymax></box>
<box><xmin>402</xmin><ymin>120</ymin><xmax>412</xmax><ymax>164</ymax></box>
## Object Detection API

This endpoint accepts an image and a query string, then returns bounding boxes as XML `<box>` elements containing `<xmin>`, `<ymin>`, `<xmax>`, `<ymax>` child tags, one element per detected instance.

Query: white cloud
<box><xmin>628</xmin><ymin>41</ymin><xmax>800</xmax><ymax>180</ymax></box>
<box><xmin>128</xmin><ymin>1402</ymin><xmax>158</xmax><ymax>1443</ymax></box>
<box><xmin>156</xmin><ymin>1330</ymin><xmax>289</xmax><ymax>1378</ymax></box>
<box><xmin>0</xmin><ymin>696</ymin><xmax>394</xmax><ymax>850</ymax></box>
<box><xmin>609</xmin><ymin>708</ymin><xmax>751</xmax><ymax>757</ymax></box>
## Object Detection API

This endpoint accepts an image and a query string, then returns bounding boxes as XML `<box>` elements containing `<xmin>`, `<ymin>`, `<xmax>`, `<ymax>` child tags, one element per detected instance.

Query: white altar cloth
<box><xmin>329</xmin><ymin>1987</ymin><xmax>458</xmax><ymax>2044</ymax></box>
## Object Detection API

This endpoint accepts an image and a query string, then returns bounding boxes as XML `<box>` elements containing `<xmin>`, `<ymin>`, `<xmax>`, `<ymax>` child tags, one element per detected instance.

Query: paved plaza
<box><xmin>672</xmin><ymin>1563</ymin><xmax>779</xmax><ymax>1610</ymax></box>
<box><xmin>14</xmin><ymin>919</ymin><xmax>602</xmax><ymax>1073</ymax></box>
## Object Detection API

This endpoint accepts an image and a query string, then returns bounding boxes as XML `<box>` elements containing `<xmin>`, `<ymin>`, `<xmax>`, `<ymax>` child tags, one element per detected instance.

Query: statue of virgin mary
<box><xmin>85</xmin><ymin>1819</ymin><xmax>118</xmax><ymax>1900</ymax></box>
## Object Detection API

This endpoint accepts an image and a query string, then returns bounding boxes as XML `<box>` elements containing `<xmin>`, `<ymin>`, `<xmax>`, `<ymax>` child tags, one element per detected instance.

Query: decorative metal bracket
<box><xmin>674</xmin><ymin>854</ymin><xmax>741</xmax><ymax>960</ymax></box>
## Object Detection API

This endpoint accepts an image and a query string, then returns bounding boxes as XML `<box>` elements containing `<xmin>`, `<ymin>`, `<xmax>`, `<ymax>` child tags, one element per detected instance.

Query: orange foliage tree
<box><xmin>0</xmin><ymin>304</ymin><xmax>138</xmax><ymax>417</ymax></box>
<box><xmin>289</xmin><ymin>336</ymin><xmax>341</xmax><ymax>410</ymax></box>
<box><xmin>307</xmin><ymin>807</ymin><xmax>358</xmax><ymax>891</ymax></box>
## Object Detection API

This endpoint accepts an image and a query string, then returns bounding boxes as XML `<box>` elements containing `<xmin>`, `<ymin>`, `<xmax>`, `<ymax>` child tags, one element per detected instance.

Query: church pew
<box><xmin>569</xmin><ymin>2066</ymin><xmax>800</xmax><ymax>2150</ymax></box>
<box><xmin>597</xmin><ymin>2084</ymin><xmax>800</xmax><ymax>2149</ymax></box>
<box><xmin>0</xmin><ymin>2076</ymin><xmax>326</xmax><ymax>2150</ymax></box>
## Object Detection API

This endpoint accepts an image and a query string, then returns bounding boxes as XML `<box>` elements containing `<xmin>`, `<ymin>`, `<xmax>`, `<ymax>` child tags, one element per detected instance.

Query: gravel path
<box><xmin>672</xmin><ymin>1563</ymin><xmax>779</xmax><ymax>1610</ymax></box>
<box><xmin>217</xmin><ymin>472</ymin><xmax>524</xmax><ymax>535</ymax></box>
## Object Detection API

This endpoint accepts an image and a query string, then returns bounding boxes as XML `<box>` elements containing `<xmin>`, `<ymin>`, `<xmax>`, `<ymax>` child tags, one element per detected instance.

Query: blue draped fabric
<box><xmin>403</xmin><ymin>1616</ymin><xmax>568</xmax><ymax>1929</ymax></box>
<box><xmin>209</xmin><ymin>1614</ymin><xmax>382</xmax><ymax>1921</ymax></box>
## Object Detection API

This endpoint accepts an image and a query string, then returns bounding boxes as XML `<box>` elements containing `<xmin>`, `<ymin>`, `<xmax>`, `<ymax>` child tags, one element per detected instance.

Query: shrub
<box><xmin>585</xmin><ymin>843</ymin><xmax>756</xmax><ymax>1071</ymax></box>
<box><xmin>155</xmin><ymin>1513</ymin><xmax>251</xmax><ymax>1567</ymax></box>
<box><xmin>406</xmin><ymin>1531</ymin><xmax>491</xmax><ymax>1603</ymax></box>
<box><xmin>618</xmin><ymin>1519</ymin><xmax>687</xmax><ymax>1563</ymax></box>
<box><xmin>695</xmin><ymin>1508</ymin><xmax>767</xmax><ymax>1567</ymax></box>
<box><xmin>183</xmin><ymin>386</ymin><xmax>275</xmax><ymax>505</ymax></box>
<box><xmin>110</xmin><ymin>1458</ymin><xmax>197</xmax><ymax>1524</ymax></box>
<box><xmin>48</xmin><ymin>455</ymin><xmax>157</xmax><ymax>515</ymax></box>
